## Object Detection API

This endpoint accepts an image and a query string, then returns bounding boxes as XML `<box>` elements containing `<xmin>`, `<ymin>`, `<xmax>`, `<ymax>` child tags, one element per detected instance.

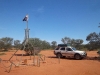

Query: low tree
<box><xmin>40</xmin><ymin>40</ymin><xmax>51</xmax><ymax>49</ymax></box>
<box><xmin>0</xmin><ymin>40</ymin><xmax>4</xmax><ymax>51</ymax></box>
<box><xmin>0</xmin><ymin>37</ymin><xmax>13</xmax><ymax>51</ymax></box>
<box><xmin>74</xmin><ymin>39</ymin><xmax>84</xmax><ymax>49</ymax></box>
<box><xmin>14</xmin><ymin>40</ymin><xmax>21</xmax><ymax>49</ymax></box>
<box><xmin>29</xmin><ymin>38</ymin><xmax>42</xmax><ymax>47</ymax></box>
<box><xmin>61</xmin><ymin>37</ymin><xmax>84</xmax><ymax>49</ymax></box>
<box><xmin>86</xmin><ymin>32</ymin><xmax>100</xmax><ymax>50</ymax></box>
<box><xmin>61</xmin><ymin>37</ymin><xmax>71</xmax><ymax>44</ymax></box>
<box><xmin>51</xmin><ymin>41</ymin><xmax>57</xmax><ymax>49</ymax></box>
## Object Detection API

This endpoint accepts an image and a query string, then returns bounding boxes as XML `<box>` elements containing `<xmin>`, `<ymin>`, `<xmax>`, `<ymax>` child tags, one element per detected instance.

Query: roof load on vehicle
<box><xmin>58</xmin><ymin>44</ymin><xmax>67</xmax><ymax>47</ymax></box>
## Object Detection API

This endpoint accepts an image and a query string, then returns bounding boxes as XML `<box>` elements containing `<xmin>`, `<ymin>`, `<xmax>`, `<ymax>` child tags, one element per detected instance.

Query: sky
<box><xmin>0</xmin><ymin>0</ymin><xmax>100</xmax><ymax>44</ymax></box>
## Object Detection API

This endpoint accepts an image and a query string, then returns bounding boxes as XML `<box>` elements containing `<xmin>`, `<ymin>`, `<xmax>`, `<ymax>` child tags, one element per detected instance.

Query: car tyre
<box><xmin>74</xmin><ymin>54</ymin><xmax>81</xmax><ymax>60</ymax></box>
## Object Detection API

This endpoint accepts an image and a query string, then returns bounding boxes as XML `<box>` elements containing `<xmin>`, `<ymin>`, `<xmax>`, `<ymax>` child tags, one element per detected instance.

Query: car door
<box><xmin>60</xmin><ymin>47</ymin><xmax>66</xmax><ymax>56</ymax></box>
<box><xmin>66</xmin><ymin>48</ymin><xmax>74</xmax><ymax>57</ymax></box>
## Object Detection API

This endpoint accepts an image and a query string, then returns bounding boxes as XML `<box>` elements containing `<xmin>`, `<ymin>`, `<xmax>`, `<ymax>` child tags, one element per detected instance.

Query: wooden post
<box><xmin>8</xmin><ymin>63</ymin><xmax>13</xmax><ymax>73</ymax></box>
<box><xmin>33</xmin><ymin>53</ymin><xmax>35</xmax><ymax>66</ymax></box>
<box><xmin>58</xmin><ymin>56</ymin><xmax>60</xmax><ymax>64</ymax></box>
<box><xmin>43</xmin><ymin>55</ymin><xmax>45</xmax><ymax>61</ymax></box>
<box><xmin>37</xmin><ymin>56</ymin><xmax>40</xmax><ymax>67</ymax></box>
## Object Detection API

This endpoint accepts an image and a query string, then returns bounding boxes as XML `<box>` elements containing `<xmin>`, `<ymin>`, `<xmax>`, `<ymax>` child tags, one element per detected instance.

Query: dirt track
<box><xmin>0</xmin><ymin>50</ymin><xmax>100</xmax><ymax>75</ymax></box>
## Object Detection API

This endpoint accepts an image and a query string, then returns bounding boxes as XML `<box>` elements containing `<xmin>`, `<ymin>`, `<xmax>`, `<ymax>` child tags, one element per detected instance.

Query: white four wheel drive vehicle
<box><xmin>54</xmin><ymin>46</ymin><xmax>87</xmax><ymax>60</ymax></box>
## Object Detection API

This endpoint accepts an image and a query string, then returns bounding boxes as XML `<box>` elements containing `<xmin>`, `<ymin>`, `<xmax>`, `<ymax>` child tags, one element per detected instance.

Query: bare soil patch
<box><xmin>0</xmin><ymin>50</ymin><xmax>100</xmax><ymax>75</ymax></box>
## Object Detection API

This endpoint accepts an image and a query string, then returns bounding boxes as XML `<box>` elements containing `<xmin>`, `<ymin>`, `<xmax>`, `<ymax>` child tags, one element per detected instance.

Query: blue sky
<box><xmin>0</xmin><ymin>0</ymin><xmax>100</xmax><ymax>44</ymax></box>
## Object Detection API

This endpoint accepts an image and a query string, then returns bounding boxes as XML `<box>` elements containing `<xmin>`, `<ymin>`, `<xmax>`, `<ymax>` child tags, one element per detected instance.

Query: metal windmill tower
<box><xmin>23</xmin><ymin>15</ymin><xmax>29</xmax><ymax>45</ymax></box>
<box><xmin>22</xmin><ymin>14</ymin><xmax>33</xmax><ymax>55</ymax></box>
<box><xmin>22</xmin><ymin>14</ymin><xmax>41</xmax><ymax>55</ymax></box>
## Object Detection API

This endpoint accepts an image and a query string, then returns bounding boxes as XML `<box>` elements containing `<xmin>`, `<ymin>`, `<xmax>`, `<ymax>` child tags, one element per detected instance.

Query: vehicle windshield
<box><xmin>72</xmin><ymin>47</ymin><xmax>76</xmax><ymax>51</ymax></box>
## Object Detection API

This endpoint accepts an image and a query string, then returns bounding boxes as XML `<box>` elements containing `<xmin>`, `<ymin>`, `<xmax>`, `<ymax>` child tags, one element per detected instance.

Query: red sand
<box><xmin>0</xmin><ymin>50</ymin><xmax>100</xmax><ymax>75</ymax></box>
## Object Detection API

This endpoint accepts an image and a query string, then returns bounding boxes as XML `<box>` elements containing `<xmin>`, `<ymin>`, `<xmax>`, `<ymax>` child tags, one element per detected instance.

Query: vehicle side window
<box><xmin>60</xmin><ymin>47</ymin><xmax>65</xmax><ymax>50</ymax></box>
<box><xmin>66</xmin><ymin>48</ymin><xmax>72</xmax><ymax>51</ymax></box>
<box><xmin>55</xmin><ymin>47</ymin><xmax>59</xmax><ymax>50</ymax></box>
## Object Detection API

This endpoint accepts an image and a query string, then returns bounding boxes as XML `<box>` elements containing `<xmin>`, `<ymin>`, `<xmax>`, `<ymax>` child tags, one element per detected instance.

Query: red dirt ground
<box><xmin>0</xmin><ymin>50</ymin><xmax>100</xmax><ymax>75</ymax></box>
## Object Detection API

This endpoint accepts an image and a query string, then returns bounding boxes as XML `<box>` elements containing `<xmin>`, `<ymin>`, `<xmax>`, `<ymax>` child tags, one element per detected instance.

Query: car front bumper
<box><xmin>81</xmin><ymin>53</ymin><xmax>87</xmax><ymax>58</ymax></box>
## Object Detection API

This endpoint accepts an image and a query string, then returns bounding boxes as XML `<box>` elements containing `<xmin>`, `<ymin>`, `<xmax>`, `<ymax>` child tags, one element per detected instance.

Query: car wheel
<box><xmin>74</xmin><ymin>54</ymin><xmax>81</xmax><ymax>60</ymax></box>
<box><xmin>62</xmin><ymin>56</ymin><xmax>66</xmax><ymax>58</ymax></box>
<box><xmin>56</xmin><ymin>53</ymin><xmax>62</xmax><ymax>58</ymax></box>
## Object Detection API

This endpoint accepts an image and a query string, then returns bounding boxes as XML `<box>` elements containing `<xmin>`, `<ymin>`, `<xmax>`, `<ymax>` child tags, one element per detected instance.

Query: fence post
<box><xmin>43</xmin><ymin>55</ymin><xmax>45</xmax><ymax>61</ymax></box>
<box><xmin>8</xmin><ymin>63</ymin><xmax>13</xmax><ymax>73</ymax></box>
<box><xmin>58</xmin><ymin>56</ymin><xmax>60</xmax><ymax>64</ymax></box>
<box><xmin>37</xmin><ymin>56</ymin><xmax>40</xmax><ymax>67</ymax></box>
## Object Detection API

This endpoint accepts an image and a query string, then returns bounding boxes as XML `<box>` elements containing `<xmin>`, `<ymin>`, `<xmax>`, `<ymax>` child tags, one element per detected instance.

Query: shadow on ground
<box><xmin>47</xmin><ymin>56</ymin><xmax>100</xmax><ymax>61</ymax></box>
<box><xmin>85</xmin><ymin>56</ymin><xmax>100</xmax><ymax>60</ymax></box>
<box><xmin>14</xmin><ymin>54</ymin><xmax>29</xmax><ymax>56</ymax></box>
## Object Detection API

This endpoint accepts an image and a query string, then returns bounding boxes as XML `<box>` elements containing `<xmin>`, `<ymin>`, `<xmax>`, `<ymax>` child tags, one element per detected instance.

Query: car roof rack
<box><xmin>58</xmin><ymin>44</ymin><xmax>67</xmax><ymax>47</ymax></box>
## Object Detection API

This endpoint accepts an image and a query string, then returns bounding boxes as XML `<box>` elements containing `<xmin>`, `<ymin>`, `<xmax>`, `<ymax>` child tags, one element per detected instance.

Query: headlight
<box><xmin>81</xmin><ymin>53</ymin><xmax>85</xmax><ymax>55</ymax></box>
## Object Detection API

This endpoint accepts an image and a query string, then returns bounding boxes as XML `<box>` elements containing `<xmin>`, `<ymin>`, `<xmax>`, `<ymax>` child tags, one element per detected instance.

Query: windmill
<box><xmin>22</xmin><ymin>14</ymin><xmax>40</xmax><ymax>56</ymax></box>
